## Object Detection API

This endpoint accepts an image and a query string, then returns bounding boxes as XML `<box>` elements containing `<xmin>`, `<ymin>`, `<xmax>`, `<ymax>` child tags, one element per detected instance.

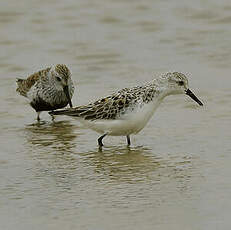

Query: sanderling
<box><xmin>50</xmin><ymin>72</ymin><xmax>203</xmax><ymax>146</ymax></box>
<box><xmin>16</xmin><ymin>64</ymin><xmax>74</xmax><ymax>121</ymax></box>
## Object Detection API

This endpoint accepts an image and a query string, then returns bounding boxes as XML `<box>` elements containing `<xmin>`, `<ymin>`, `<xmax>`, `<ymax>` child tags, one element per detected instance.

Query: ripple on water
<box><xmin>23</xmin><ymin>121</ymin><xmax>80</xmax><ymax>153</ymax></box>
<box><xmin>75</xmin><ymin>145</ymin><xmax>194</xmax><ymax>186</ymax></box>
<box><xmin>8</xmin><ymin>65</ymin><xmax>27</xmax><ymax>72</ymax></box>
<box><xmin>175</xmin><ymin>7</ymin><xmax>219</xmax><ymax>21</ymax></box>
<box><xmin>0</xmin><ymin>11</ymin><xmax>23</xmax><ymax>24</ymax></box>
<box><xmin>209</xmin><ymin>15</ymin><xmax>231</xmax><ymax>24</ymax></box>
<box><xmin>100</xmin><ymin>16</ymin><xmax>123</xmax><ymax>24</ymax></box>
<box><xmin>135</xmin><ymin>21</ymin><xmax>163</xmax><ymax>33</ymax></box>
<box><xmin>76</xmin><ymin>53</ymin><xmax>121</xmax><ymax>61</ymax></box>
<box><xmin>76</xmin><ymin>52</ymin><xmax>121</xmax><ymax>66</ymax></box>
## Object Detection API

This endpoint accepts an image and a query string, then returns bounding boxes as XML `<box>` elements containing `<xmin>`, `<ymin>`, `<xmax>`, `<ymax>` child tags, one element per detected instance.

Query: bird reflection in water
<box><xmin>24</xmin><ymin>120</ymin><xmax>78</xmax><ymax>153</ymax></box>
<box><xmin>82</xmin><ymin>146</ymin><xmax>193</xmax><ymax>187</ymax></box>
<box><xmin>82</xmin><ymin>146</ymin><xmax>163</xmax><ymax>183</ymax></box>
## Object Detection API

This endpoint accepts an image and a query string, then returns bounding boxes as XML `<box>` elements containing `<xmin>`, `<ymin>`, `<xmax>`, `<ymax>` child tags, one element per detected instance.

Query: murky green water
<box><xmin>0</xmin><ymin>0</ymin><xmax>231</xmax><ymax>229</ymax></box>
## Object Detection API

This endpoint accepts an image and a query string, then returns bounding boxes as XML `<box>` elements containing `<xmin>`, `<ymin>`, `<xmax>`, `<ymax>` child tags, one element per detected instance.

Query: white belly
<box><xmin>79</xmin><ymin>100</ymin><xmax>161</xmax><ymax>136</ymax></box>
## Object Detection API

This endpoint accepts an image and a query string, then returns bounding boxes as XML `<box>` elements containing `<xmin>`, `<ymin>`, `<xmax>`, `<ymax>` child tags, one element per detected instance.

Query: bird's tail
<box><xmin>16</xmin><ymin>78</ymin><xmax>24</xmax><ymax>87</ymax></box>
<box><xmin>16</xmin><ymin>78</ymin><xmax>27</xmax><ymax>96</ymax></box>
<box><xmin>16</xmin><ymin>78</ymin><xmax>24</xmax><ymax>82</ymax></box>
<box><xmin>49</xmin><ymin>108</ymin><xmax>80</xmax><ymax>117</ymax></box>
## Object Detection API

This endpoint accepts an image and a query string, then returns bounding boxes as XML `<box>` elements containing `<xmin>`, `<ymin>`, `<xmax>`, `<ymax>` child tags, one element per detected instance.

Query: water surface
<box><xmin>0</xmin><ymin>0</ymin><xmax>231</xmax><ymax>229</ymax></box>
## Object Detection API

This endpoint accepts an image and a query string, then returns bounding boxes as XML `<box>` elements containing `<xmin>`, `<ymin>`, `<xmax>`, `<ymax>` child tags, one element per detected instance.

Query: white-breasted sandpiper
<box><xmin>50</xmin><ymin>72</ymin><xmax>203</xmax><ymax>146</ymax></box>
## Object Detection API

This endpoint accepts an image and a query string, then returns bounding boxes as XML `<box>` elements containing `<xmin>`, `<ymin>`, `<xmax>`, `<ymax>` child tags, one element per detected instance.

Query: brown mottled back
<box><xmin>16</xmin><ymin>67</ymin><xmax>51</xmax><ymax>97</ymax></box>
<box><xmin>49</xmin><ymin>85</ymin><xmax>157</xmax><ymax>120</ymax></box>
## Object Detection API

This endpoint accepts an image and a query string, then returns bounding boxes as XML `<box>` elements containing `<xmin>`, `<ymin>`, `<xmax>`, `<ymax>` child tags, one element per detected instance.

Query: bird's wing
<box><xmin>50</xmin><ymin>87</ymin><xmax>141</xmax><ymax>120</ymax></box>
<box><xmin>16</xmin><ymin>67</ymin><xmax>50</xmax><ymax>97</ymax></box>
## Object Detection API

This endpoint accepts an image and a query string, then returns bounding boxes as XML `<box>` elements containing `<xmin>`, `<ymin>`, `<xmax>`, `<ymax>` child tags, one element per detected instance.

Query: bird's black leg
<box><xmin>126</xmin><ymin>135</ymin><xmax>131</xmax><ymax>146</ymax></box>
<box><xmin>98</xmin><ymin>133</ymin><xmax>107</xmax><ymax>147</ymax></box>
<box><xmin>50</xmin><ymin>111</ymin><xmax>55</xmax><ymax>121</ymax></box>
<box><xmin>37</xmin><ymin>112</ymin><xmax>41</xmax><ymax>121</ymax></box>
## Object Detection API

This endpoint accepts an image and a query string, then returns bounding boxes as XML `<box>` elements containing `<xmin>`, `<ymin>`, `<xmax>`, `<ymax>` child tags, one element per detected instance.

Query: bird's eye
<box><xmin>178</xmin><ymin>81</ymin><xmax>184</xmax><ymax>86</ymax></box>
<box><xmin>56</xmin><ymin>76</ymin><xmax>61</xmax><ymax>82</ymax></box>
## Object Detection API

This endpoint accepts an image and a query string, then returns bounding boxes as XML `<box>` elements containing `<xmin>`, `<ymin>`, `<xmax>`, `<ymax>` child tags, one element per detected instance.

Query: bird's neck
<box><xmin>146</xmin><ymin>81</ymin><xmax>170</xmax><ymax>102</ymax></box>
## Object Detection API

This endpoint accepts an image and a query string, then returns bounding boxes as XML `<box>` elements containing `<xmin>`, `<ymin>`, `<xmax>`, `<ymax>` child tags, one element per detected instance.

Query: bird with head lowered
<box><xmin>50</xmin><ymin>72</ymin><xmax>203</xmax><ymax>147</ymax></box>
<box><xmin>16</xmin><ymin>64</ymin><xmax>74</xmax><ymax>121</ymax></box>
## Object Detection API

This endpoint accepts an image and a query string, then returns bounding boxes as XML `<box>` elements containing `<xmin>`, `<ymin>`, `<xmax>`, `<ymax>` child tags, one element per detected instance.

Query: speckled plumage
<box><xmin>50</xmin><ymin>72</ymin><xmax>203</xmax><ymax>146</ymax></box>
<box><xmin>16</xmin><ymin>64</ymin><xmax>74</xmax><ymax>120</ymax></box>
<box><xmin>56</xmin><ymin>83</ymin><xmax>157</xmax><ymax>121</ymax></box>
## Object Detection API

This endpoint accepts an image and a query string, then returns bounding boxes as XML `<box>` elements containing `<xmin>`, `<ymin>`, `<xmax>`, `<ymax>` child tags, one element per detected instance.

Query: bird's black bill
<box><xmin>63</xmin><ymin>86</ymin><xmax>73</xmax><ymax>108</ymax></box>
<box><xmin>185</xmin><ymin>89</ymin><xmax>203</xmax><ymax>106</ymax></box>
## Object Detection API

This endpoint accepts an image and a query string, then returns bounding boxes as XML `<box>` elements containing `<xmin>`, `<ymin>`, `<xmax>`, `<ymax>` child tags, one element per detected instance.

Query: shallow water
<box><xmin>0</xmin><ymin>0</ymin><xmax>231</xmax><ymax>229</ymax></box>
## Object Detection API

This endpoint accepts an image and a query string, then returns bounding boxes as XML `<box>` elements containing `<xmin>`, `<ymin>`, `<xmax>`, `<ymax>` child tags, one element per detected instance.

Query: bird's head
<box><xmin>50</xmin><ymin>64</ymin><xmax>73</xmax><ymax>108</ymax></box>
<box><xmin>158</xmin><ymin>72</ymin><xmax>203</xmax><ymax>106</ymax></box>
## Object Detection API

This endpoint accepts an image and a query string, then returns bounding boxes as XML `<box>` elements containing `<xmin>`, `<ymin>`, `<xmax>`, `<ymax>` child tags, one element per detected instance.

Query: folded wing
<box><xmin>50</xmin><ymin>87</ymin><xmax>139</xmax><ymax>120</ymax></box>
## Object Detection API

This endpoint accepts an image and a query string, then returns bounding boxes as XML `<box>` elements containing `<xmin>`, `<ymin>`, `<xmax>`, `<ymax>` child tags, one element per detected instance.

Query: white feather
<box><xmin>78</xmin><ymin>93</ymin><xmax>165</xmax><ymax>136</ymax></box>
